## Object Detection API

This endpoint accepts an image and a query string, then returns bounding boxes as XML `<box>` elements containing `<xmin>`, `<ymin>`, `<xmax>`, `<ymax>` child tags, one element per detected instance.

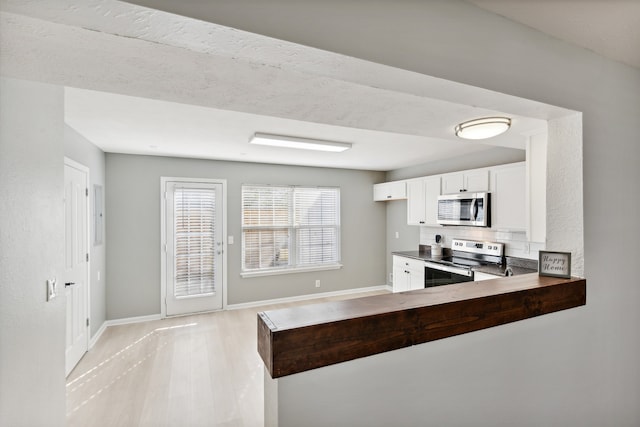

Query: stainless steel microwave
<box><xmin>437</xmin><ymin>192</ymin><xmax>490</xmax><ymax>227</ymax></box>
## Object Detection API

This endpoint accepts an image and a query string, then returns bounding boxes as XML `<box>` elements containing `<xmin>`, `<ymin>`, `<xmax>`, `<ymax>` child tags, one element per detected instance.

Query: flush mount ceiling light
<box><xmin>454</xmin><ymin>117</ymin><xmax>511</xmax><ymax>140</ymax></box>
<box><xmin>249</xmin><ymin>132</ymin><xmax>352</xmax><ymax>152</ymax></box>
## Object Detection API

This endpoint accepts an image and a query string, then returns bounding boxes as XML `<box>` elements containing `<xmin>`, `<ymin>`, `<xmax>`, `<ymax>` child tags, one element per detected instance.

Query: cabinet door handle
<box><xmin>65</xmin><ymin>282</ymin><xmax>76</xmax><ymax>287</ymax></box>
<box><xmin>387</xmin><ymin>195</ymin><xmax>392</xmax><ymax>199</ymax></box>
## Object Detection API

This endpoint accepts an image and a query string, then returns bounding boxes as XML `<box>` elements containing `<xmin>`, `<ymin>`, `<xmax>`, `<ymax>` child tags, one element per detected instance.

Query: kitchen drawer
<box><xmin>393</xmin><ymin>255</ymin><xmax>424</xmax><ymax>272</ymax></box>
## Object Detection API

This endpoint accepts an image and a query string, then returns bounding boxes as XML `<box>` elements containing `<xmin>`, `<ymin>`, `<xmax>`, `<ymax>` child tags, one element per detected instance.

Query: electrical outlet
<box><xmin>395</xmin><ymin>231</ymin><xmax>399</xmax><ymax>239</ymax></box>
<box><xmin>47</xmin><ymin>279</ymin><xmax>57</xmax><ymax>301</ymax></box>
<box><xmin>315</xmin><ymin>280</ymin><xmax>321</xmax><ymax>288</ymax></box>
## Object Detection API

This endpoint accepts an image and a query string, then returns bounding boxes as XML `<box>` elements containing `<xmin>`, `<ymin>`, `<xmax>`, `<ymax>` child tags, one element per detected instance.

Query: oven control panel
<box><xmin>451</xmin><ymin>239</ymin><xmax>504</xmax><ymax>256</ymax></box>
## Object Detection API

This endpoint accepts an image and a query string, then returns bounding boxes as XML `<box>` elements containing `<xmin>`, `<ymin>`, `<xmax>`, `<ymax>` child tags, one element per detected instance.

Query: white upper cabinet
<box><xmin>372</xmin><ymin>157</ymin><xmax>545</xmax><ymax>242</ymax></box>
<box><xmin>441</xmin><ymin>169</ymin><xmax>489</xmax><ymax>194</ymax></box>
<box><xmin>527</xmin><ymin>133</ymin><xmax>547</xmax><ymax>243</ymax></box>
<box><xmin>407</xmin><ymin>176</ymin><xmax>440</xmax><ymax>226</ymax></box>
<box><xmin>373</xmin><ymin>180</ymin><xmax>406</xmax><ymax>201</ymax></box>
<box><xmin>490</xmin><ymin>162</ymin><xmax>526</xmax><ymax>231</ymax></box>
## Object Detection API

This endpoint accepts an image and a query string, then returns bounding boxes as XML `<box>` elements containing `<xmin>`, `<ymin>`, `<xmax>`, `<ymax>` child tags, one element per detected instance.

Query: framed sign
<box><xmin>538</xmin><ymin>251</ymin><xmax>571</xmax><ymax>278</ymax></box>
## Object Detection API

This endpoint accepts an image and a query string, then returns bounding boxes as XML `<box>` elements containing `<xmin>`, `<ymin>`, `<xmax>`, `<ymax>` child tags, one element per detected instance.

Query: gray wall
<box><xmin>0</xmin><ymin>77</ymin><xmax>66</xmax><ymax>426</ymax></box>
<box><xmin>64</xmin><ymin>124</ymin><xmax>107</xmax><ymax>338</ymax></box>
<box><xmin>189</xmin><ymin>1</ymin><xmax>640</xmax><ymax>425</ymax></box>
<box><xmin>106</xmin><ymin>153</ymin><xmax>386</xmax><ymax>319</ymax></box>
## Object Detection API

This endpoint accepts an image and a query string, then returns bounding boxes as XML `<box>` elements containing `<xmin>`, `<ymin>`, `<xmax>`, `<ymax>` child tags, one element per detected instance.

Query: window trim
<box><xmin>240</xmin><ymin>263</ymin><xmax>343</xmax><ymax>278</ymax></box>
<box><xmin>241</xmin><ymin>184</ymin><xmax>341</xmax><ymax>275</ymax></box>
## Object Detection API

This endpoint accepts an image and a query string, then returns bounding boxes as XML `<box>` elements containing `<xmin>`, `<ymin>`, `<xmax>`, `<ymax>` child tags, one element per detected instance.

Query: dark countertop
<box><xmin>392</xmin><ymin>250</ymin><xmax>538</xmax><ymax>277</ymax></box>
<box><xmin>392</xmin><ymin>250</ymin><xmax>438</xmax><ymax>262</ymax></box>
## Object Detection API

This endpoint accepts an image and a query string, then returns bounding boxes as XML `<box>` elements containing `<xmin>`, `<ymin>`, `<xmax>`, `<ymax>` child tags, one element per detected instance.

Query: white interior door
<box><xmin>64</xmin><ymin>159</ymin><xmax>89</xmax><ymax>377</ymax></box>
<box><xmin>165</xmin><ymin>181</ymin><xmax>224</xmax><ymax>316</ymax></box>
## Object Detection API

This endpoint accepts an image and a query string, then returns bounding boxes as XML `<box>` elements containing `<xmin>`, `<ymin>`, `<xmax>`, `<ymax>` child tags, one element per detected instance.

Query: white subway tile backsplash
<box><xmin>419</xmin><ymin>226</ymin><xmax>540</xmax><ymax>260</ymax></box>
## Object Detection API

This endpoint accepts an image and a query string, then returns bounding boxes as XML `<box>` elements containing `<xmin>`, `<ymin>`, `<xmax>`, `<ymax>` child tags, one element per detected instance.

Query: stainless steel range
<box><xmin>425</xmin><ymin>239</ymin><xmax>504</xmax><ymax>287</ymax></box>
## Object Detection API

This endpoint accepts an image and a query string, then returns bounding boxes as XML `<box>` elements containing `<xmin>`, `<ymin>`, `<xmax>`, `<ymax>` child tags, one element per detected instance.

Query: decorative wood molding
<box><xmin>258</xmin><ymin>274</ymin><xmax>586</xmax><ymax>378</ymax></box>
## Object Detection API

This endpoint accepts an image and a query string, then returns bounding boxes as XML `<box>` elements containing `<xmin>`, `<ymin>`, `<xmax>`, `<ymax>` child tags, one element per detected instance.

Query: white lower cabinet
<box><xmin>393</xmin><ymin>255</ymin><xmax>425</xmax><ymax>293</ymax></box>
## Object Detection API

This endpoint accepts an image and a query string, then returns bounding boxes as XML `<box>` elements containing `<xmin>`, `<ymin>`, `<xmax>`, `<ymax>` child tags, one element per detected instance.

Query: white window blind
<box><xmin>242</xmin><ymin>185</ymin><xmax>340</xmax><ymax>273</ymax></box>
<box><xmin>174</xmin><ymin>187</ymin><xmax>217</xmax><ymax>297</ymax></box>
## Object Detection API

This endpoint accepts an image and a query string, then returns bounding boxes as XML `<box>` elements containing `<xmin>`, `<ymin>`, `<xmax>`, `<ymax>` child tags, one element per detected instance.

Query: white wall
<box><xmin>221</xmin><ymin>1</ymin><xmax>639</xmax><ymax>425</ymax></box>
<box><xmin>106</xmin><ymin>154</ymin><xmax>386</xmax><ymax>319</ymax></box>
<box><xmin>0</xmin><ymin>77</ymin><xmax>66</xmax><ymax>427</ymax></box>
<box><xmin>546</xmin><ymin>114</ymin><xmax>584</xmax><ymax>276</ymax></box>
<box><xmin>64</xmin><ymin>124</ymin><xmax>107</xmax><ymax>338</ymax></box>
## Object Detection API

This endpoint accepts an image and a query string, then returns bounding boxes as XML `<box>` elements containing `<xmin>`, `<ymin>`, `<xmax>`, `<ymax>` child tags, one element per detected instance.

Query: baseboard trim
<box><xmin>105</xmin><ymin>314</ymin><xmax>162</xmax><ymax>327</ymax></box>
<box><xmin>226</xmin><ymin>285</ymin><xmax>389</xmax><ymax>311</ymax></box>
<box><xmin>89</xmin><ymin>321</ymin><xmax>108</xmax><ymax>349</ymax></box>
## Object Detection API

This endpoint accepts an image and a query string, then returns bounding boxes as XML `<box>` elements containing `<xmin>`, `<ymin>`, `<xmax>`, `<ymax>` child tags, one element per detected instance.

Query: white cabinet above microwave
<box><xmin>441</xmin><ymin>170</ymin><xmax>489</xmax><ymax>194</ymax></box>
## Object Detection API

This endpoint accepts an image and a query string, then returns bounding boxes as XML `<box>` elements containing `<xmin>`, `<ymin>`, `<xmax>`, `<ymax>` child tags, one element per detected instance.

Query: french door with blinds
<box><xmin>163</xmin><ymin>180</ymin><xmax>224</xmax><ymax>316</ymax></box>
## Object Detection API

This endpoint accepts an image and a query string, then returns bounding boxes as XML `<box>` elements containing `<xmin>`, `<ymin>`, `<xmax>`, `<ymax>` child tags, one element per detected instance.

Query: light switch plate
<box><xmin>47</xmin><ymin>279</ymin><xmax>57</xmax><ymax>301</ymax></box>
<box><xmin>228</xmin><ymin>235</ymin><xmax>234</xmax><ymax>245</ymax></box>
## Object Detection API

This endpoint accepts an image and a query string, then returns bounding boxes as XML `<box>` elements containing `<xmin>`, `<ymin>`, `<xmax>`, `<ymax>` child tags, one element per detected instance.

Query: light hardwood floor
<box><xmin>66</xmin><ymin>290</ymin><xmax>387</xmax><ymax>427</ymax></box>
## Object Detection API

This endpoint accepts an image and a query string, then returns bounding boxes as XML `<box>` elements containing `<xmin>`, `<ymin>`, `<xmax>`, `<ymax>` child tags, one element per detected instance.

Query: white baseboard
<box><xmin>226</xmin><ymin>285</ymin><xmax>389</xmax><ymax>311</ymax></box>
<box><xmin>105</xmin><ymin>313</ymin><xmax>162</xmax><ymax>326</ymax></box>
<box><xmin>89</xmin><ymin>321</ymin><xmax>108</xmax><ymax>349</ymax></box>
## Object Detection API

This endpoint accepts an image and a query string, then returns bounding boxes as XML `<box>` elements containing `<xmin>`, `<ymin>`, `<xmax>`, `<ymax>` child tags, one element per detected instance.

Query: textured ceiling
<box><xmin>0</xmin><ymin>0</ymin><xmax>575</xmax><ymax>170</ymax></box>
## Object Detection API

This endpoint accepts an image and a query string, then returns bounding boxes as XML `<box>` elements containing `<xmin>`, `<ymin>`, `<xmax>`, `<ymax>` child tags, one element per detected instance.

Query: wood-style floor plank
<box><xmin>66</xmin><ymin>290</ymin><xmax>387</xmax><ymax>427</ymax></box>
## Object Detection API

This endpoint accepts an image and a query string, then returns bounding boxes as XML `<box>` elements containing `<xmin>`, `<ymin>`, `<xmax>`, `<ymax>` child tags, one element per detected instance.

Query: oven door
<box><xmin>424</xmin><ymin>262</ymin><xmax>473</xmax><ymax>287</ymax></box>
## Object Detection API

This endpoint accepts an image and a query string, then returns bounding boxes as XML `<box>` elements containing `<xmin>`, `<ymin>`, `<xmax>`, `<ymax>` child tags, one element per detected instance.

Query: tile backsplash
<box><xmin>419</xmin><ymin>226</ymin><xmax>544</xmax><ymax>260</ymax></box>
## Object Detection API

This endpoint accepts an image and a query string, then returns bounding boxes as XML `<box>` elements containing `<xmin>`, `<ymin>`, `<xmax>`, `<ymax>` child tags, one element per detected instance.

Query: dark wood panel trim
<box><xmin>258</xmin><ymin>274</ymin><xmax>586</xmax><ymax>378</ymax></box>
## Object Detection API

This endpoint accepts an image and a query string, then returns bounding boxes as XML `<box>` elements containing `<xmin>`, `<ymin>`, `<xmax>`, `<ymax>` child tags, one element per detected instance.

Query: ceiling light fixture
<box><xmin>455</xmin><ymin>117</ymin><xmax>511</xmax><ymax>140</ymax></box>
<box><xmin>249</xmin><ymin>132</ymin><xmax>352</xmax><ymax>152</ymax></box>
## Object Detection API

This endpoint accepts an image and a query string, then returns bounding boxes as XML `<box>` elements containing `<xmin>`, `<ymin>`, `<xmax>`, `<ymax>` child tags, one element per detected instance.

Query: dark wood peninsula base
<box><xmin>258</xmin><ymin>273</ymin><xmax>586</xmax><ymax>378</ymax></box>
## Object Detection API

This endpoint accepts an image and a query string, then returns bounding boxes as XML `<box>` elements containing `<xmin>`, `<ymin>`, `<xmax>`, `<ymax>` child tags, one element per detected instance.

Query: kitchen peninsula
<box><xmin>258</xmin><ymin>274</ymin><xmax>585</xmax><ymax>378</ymax></box>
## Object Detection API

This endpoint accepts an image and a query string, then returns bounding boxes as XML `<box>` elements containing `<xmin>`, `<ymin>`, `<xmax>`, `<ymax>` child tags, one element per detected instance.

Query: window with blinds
<box><xmin>241</xmin><ymin>185</ymin><xmax>340</xmax><ymax>273</ymax></box>
<box><xmin>174</xmin><ymin>187</ymin><xmax>217</xmax><ymax>297</ymax></box>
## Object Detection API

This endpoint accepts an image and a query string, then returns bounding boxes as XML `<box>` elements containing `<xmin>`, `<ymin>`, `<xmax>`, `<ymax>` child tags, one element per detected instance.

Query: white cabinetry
<box><xmin>373</xmin><ymin>181</ymin><xmax>406</xmax><ymax>201</ymax></box>
<box><xmin>490</xmin><ymin>162</ymin><xmax>526</xmax><ymax>231</ymax></box>
<box><xmin>392</xmin><ymin>255</ymin><xmax>425</xmax><ymax>293</ymax></box>
<box><xmin>474</xmin><ymin>271</ymin><xmax>502</xmax><ymax>281</ymax></box>
<box><xmin>527</xmin><ymin>133</ymin><xmax>547</xmax><ymax>243</ymax></box>
<box><xmin>441</xmin><ymin>169</ymin><xmax>489</xmax><ymax>194</ymax></box>
<box><xmin>406</xmin><ymin>176</ymin><xmax>440</xmax><ymax>226</ymax></box>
